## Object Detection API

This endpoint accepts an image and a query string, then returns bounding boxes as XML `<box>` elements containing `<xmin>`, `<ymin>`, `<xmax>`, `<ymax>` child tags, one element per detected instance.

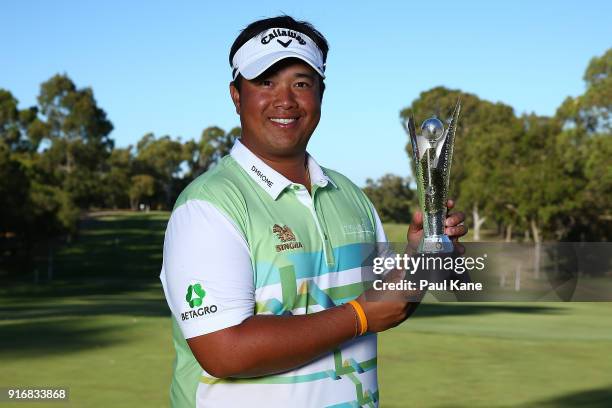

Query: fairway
<box><xmin>1</xmin><ymin>212</ymin><xmax>611</xmax><ymax>407</ymax></box>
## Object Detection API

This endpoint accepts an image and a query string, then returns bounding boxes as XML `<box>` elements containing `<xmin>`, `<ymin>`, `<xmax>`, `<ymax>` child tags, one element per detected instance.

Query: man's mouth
<box><xmin>269</xmin><ymin>117</ymin><xmax>299</xmax><ymax>127</ymax></box>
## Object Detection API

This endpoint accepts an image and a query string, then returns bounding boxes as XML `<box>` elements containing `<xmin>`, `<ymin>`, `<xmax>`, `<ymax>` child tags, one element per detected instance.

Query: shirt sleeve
<box><xmin>160</xmin><ymin>199</ymin><xmax>255</xmax><ymax>339</ymax></box>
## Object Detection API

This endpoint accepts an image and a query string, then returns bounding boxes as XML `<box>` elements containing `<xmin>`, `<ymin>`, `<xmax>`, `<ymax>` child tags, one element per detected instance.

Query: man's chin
<box><xmin>265</xmin><ymin>133</ymin><xmax>310</xmax><ymax>154</ymax></box>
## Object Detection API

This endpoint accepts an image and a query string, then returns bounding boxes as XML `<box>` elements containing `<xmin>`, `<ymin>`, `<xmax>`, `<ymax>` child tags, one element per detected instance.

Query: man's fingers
<box><xmin>445</xmin><ymin>211</ymin><xmax>466</xmax><ymax>227</ymax></box>
<box><xmin>446</xmin><ymin>199</ymin><xmax>455</xmax><ymax>210</ymax></box>
<box><xmin>407</xmin><ymin>211</ymin><xmax>424</xmax><ymax>250</ymax></box>
<box><xmin>445</xmin><ymin>224</ymin><xmax>468</xmax><ymax>237</ymax></box>
<box><xmin>384</xmin><ymin>268</ymin><xmax>405</xmax><ymax>283</ymax></box>
<box><xmin>409</xmin><ymin>211</ymin><xmax>423</xmax><ymax>231</ymax></box>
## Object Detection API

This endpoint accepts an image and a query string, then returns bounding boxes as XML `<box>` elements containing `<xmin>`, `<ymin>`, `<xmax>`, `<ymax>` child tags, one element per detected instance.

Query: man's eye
<box><xmin>259</xmin><ymin>80</ymin><xmax>272</xmax><ymax>87</ymax></box>
<box><xmin>295</xmin><ymin>82</ymin><xmax>311</xmax><ymax>88</ymax></box>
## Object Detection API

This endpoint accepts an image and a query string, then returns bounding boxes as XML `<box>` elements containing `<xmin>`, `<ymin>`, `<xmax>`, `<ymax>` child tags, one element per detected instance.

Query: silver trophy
<box><xmin>407</xmin><ymin>101</ymin><xmax>461</xmax><ymax>253</ymax></box>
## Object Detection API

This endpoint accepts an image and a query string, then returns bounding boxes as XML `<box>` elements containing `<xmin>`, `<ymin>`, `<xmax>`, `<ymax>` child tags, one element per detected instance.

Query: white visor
<box><xmin>231</xmin><ymin>27</ymin><xmax>325</xmax><ymax>80</ymax></box>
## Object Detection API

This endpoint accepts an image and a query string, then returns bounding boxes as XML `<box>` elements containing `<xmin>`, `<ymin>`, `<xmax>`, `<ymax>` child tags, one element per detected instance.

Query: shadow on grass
<box><xmin>0</xmin><ymin>297</ymin><xmax>169</xmax><ymax>322</ymax></box>
<box><xmin>0</xmin><ymin>279</ymin><xmax>164</xmax><ymax>300</ymax></box>
<box><xmin>410</xmin><ymin>303</ymin><xmax>562</xmax><ymax>319</ymax></box>
<box><xmin>0</xmin><ymin>213</ymin><xmax>174</xmax><ymax>358</ymax></box>
<box><xmin>0</xmin><ymin>319</ymin><xmax>126</xmax><ymax>358</ymax></box>
<box><xmin>518</xmin><ymin>385</ymin><xmax>612</xmax><ymax>408</ymax></box>
<box><xmin>0</xmin><ymin>281</ymin><xmax>170</xmax><ymax>357</ymax></box>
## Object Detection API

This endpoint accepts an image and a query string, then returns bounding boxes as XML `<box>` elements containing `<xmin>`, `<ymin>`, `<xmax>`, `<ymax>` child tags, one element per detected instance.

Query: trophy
<box><xmin>407</xmin><ymin>101</ymin><xmax>461</xmax><ymax>253</ymax></box>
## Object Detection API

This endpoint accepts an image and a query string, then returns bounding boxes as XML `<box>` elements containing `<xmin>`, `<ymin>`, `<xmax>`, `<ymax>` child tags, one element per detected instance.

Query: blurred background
<box><xmin>1</xmin><ymin>1</ymin><xmax>611</xmax><ymax>407</ymax></box>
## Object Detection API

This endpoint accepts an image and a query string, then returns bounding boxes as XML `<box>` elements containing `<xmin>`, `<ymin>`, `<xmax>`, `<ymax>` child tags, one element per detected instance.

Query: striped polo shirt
<box><xmin>160</xmin><ymin>139</ymin><xmax>386</xmax><ymax>407</ymax></box>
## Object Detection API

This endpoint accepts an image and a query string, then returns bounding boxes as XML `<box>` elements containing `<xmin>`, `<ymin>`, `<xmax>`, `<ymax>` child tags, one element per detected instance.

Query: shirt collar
<box><xmin>230</xmin><ymin>139</ymin><xmax>336</xmax><ymax>200</ymax></box>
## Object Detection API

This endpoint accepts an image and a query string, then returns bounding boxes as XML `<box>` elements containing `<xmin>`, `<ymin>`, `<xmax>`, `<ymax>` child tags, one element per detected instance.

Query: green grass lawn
<box><xmin>1</xmin><ymin>212</ymin><xmax>611</xmax><ymax>407</ymax></box>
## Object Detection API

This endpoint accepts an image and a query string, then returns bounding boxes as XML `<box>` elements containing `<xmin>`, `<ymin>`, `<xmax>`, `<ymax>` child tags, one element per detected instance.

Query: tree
<box><xmin>103</xmin><ymin>147</ymin><xmax>133</xmax><ymax>209</ymax></box>
<box><xmin>36</xmin><ymin>74</ymin><xmax>114</xmax><ymax>207</ymax></box>
<box><xmin>185</xmin><ymin>126</ymin><xmax>239</xmax><ymax>177</ymax></box>
<box><xmin>129</xmin><ymin>174</ymin><xmax>155</xmax><ymax>210</ymax></box>
<box><xmin>580</xmin><ymin>134</ymin><xmax>612</xmax><ymax>239</ymax></box>
<box><xmin>554</xmin><ymin>48</ymin><xmax>612</xmax><ymax>240</ymax></box>
<box><xmin>0</xmin><ymin>140</ymin><xmax>30</xmax><ymax>235</ymax></box>
<box><xmin>0</xmin><ymin>88</ymin><xmax>79</xmax><ymax>278</ymax></box>
<box><xmin>0</xmin><ymin>90</ymin><xmax>21</xmax><ymax>150</ymax></box>
<box><xmin>25</xmin><ymin>181</ymin><xmax>79</xmax><ymax>239</ymax></box>
<box><xmin>134</xmin><ymin>133</ymin><xmax>186</xmax><ymax>208</ymax></box>
<box><xmin>582</xmin><ymin>49</ymin><xmax>612</xmax><ymax>132</ymax></box>
<box><xmin>363</xmin><ymin>174</ymin><xmax>415</xmax><ymax>223</ymax></box>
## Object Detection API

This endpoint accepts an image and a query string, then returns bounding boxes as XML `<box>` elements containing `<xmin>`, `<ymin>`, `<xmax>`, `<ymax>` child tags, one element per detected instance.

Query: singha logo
<box><xmin>272</xmin><ymin>224</ymin><xmax>304</xmax><ymax>252</ymax></box>
<box><xmin>273</xmin><ymin>224</ymin><xmax>296</xmax><ymax>242</ymax></box>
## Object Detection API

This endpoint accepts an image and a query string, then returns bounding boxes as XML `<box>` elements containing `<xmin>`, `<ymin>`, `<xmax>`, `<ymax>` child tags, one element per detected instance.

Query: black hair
<box><xmin>229</xmin><ymin>15</ymin><xmax>329</xmax><ymax>97</ymax></box>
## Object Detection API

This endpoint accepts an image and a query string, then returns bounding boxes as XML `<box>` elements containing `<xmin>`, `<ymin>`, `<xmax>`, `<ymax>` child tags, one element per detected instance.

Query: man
<box><xmin>160</xmin><ymin>15</ymin><xmax>467</xmax><ymax>407</ymax></box>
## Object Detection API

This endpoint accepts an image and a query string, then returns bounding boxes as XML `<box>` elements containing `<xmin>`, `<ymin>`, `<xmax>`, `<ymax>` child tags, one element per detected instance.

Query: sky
<box><xmin>1</xmin><ymin>0</ymin><xmax>611</xmax><ymax>186</ymax></box>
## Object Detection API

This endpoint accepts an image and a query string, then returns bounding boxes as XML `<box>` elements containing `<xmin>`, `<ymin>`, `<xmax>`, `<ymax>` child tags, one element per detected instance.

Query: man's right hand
<box><xmin>354</xmin><ymin>268</ymin><xmax>423</xmax><ymax>333</ymax></box>
<box><xmin>408</xmin><ymin>199</ymin><xmax>468</xmax><ymax>254</ymax></box>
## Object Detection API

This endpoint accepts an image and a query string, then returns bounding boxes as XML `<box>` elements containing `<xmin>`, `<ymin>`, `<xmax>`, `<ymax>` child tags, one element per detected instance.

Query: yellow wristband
<box><xmin>348</xmin><ymin>300</ymin><xmax>368</xmax><ymax>335</ymax></box>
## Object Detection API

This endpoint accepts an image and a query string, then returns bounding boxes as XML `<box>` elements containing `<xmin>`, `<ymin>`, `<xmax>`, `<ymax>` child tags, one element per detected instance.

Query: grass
<box><xmin>382</xmin><ymin>223</ymin><xmax>502</xmax><ymax>243</ymax></box>
<box><xmin>378</xmin><ymin>302</ymin><xmax>612</xmax><ymax>407</ymax></box>
<box><xmin>0</xmin><ymin>284</ymin><xmax>172</xmax><ymax>408</ymax></box>
<box><xmin>0</xmin><ymin>212</ymin><xmax>611</xmax><ymax>407</ymax></box>
<box><xmin>0</xmin><ymin>212</ymin><xmax>173</xmax><ymax>408</ymax></box>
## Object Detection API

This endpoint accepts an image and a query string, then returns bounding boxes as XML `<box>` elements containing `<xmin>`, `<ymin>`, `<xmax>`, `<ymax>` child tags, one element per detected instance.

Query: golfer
<box><xmin>160</xmin><ymin>15</ymin><xmax>467</xmax><ymax>407</ymax></box>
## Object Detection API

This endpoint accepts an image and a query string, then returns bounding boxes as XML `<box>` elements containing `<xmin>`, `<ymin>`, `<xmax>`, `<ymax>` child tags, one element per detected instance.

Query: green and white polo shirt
<box><xmin>160</xmin><ymin>140</ymin><xmax>386</xmax><ymax>407</ymax></box>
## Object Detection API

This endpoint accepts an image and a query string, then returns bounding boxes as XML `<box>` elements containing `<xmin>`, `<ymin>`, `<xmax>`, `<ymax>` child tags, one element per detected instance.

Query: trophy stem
<box><xmin>425</xmin><ymin>209</ymin><xmax>447</xmax><ymax>237</ymax></box>
<box><xmin>419</xmin><ymin>210</ymin><xmax>454</xmax><ymax>254</ymax></box>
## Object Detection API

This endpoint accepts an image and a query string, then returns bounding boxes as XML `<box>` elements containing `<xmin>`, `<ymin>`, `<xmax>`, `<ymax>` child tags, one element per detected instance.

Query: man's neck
<box><xmin>259</xmin><ymin>153</ymin><xmax>310</xmax><ymax>191</ymax></box>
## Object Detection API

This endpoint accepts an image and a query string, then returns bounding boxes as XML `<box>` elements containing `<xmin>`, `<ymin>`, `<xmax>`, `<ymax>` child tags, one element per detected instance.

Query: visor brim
<box><xmin>239</xmin><ymin>51</ymin><xmax>325</xmax><ymax>80</ymax></box>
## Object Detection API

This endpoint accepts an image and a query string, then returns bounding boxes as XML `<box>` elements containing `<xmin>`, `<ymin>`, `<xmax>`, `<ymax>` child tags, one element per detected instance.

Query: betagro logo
<box><xmin>185</xmin><ymin>283</ymin><xmax>206</xmax><ymax>307</ymax></box>
<box><xmin>182</xmin><ymin>283</ymin><xmax>218</xmax><ymax>321</ymax></box>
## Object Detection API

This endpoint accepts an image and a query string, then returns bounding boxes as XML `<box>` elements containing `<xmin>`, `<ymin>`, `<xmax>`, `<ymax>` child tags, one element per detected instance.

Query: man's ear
<box><xmin>229</xmin><ymin>82</ymin><xmax>241</xmax><ymax>115</ymax></box>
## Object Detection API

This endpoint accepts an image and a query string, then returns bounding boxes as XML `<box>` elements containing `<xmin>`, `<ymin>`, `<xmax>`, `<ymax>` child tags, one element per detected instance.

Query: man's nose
<box><xmin>273</xmin><ymin>85</ymin><xmax>297</xmax><ymax>109</ymax></box>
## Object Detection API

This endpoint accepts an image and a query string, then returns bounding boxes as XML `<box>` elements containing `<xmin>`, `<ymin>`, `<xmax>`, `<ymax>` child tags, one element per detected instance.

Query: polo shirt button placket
<box><xmin>294</xmin><ymin>186</ymin><xmax>335</xmax><ymax>267</ymax></box>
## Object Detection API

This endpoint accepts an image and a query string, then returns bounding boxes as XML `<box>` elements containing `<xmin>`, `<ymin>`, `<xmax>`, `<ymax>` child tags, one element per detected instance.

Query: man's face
<box><xmin>230</xmin><ymin>59</ymin><xmax>322</xmax><ymax>159</ymax></box>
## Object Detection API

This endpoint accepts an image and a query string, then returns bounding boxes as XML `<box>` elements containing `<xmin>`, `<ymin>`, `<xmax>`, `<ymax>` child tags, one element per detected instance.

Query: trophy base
<box><xmin>418</xmin><ymin>235</ymin><xmax>454</xmax><ymax>254</ymax></box>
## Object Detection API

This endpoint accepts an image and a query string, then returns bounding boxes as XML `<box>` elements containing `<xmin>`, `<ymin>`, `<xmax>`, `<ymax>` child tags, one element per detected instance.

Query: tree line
<box><xmin>0</xmin><ymin>48</ymin><xmax>610</xmax><ymax>274</ymax></box>
<box><xmin>0</xmin><ymin>74</ymin><xmax>238</xmax><ymax>267</ymax></box>
<box><xmin>393</xmin><ymin>48</ymin><xmax>611</xmax><ymax>242</ymax></box>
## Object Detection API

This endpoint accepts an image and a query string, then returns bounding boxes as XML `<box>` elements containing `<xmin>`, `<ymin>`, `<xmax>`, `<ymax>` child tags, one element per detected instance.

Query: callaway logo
<box><xmin>182</xmin><ymin>283</ymin><xmax>218</xmax><ymax>321</ymax></box>
<box><xmin>261</xmin><ymin>29</ymin><xmax>307</xmax><ymax>46</ymax></box>
<box><xmin>277</xmin><ymin>39</ymin><xmax>292</xmax><ymax>48</ymax></box>
<box><xmin>272</xmin><ymin>224</ymin><xmax>304</xmax><ymax>252</ymax></box>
